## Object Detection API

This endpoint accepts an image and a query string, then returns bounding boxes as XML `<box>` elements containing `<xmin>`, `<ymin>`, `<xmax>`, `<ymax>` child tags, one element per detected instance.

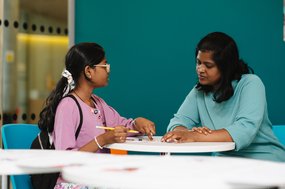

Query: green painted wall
<box><xmin>75</xmin><ymin>0</ymin><xmax>285</xmax><ymax>135</ymax></box>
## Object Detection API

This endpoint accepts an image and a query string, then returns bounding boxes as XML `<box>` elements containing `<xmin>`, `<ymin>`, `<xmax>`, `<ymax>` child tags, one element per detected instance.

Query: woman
<box><xmin>162</xmin><ymin>32</ymin><xmax>285</xmax><ymax>162</ymax></box>
<box><xmin>38</xmin><ymin>42</ymin><xmax>155</xmax><ymax>188</ymax></box>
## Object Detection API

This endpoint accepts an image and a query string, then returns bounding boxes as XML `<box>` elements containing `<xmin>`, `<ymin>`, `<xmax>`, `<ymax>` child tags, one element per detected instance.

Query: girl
<box><xmin>38</xmin><ymin>42</ymin><xmax>155</xmax><ymax>188</ymax></box>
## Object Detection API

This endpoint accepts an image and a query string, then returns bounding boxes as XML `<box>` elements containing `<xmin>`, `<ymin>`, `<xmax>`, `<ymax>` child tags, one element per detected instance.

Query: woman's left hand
<box><xmin>133</xmin><ymin>117</ymin><xmax>156</xmax><ymax>140</ymax></box>
<box><xmin>161</xmin><ymin>130</ymin><xmax>196</xmax><ymax>143</ymax></box>
<box><xmin>191</xmin><ymin>126</ymin><xmax>212</xmax><ymax>135</ymax></box>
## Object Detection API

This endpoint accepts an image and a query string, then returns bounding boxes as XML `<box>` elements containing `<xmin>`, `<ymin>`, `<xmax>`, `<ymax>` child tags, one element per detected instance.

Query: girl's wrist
<box><xmin>94</xmin><ymin>136</ymin><xmax>103</xmax><ymax>149</ymax></box>
<box><xmin>132</xmin><ymin>118</ymin><xmax>137</xmax><ymax>128</ymax></box>
<box><xmin>96</xmin><ymin>135</ymin><xmax>106</xmax><ymax>147</ymax></box>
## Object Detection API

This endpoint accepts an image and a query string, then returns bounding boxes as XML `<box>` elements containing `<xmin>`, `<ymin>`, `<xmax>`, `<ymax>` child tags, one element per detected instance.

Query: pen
<box><xmin>96</xmin><ymin>126</ymin><xmax>139</xmax><ymax>133</ymax></box>
<box><xmin>126</xmin><ymin>137</ymin><xmax>143</xmax><ymax>141</ymax></box>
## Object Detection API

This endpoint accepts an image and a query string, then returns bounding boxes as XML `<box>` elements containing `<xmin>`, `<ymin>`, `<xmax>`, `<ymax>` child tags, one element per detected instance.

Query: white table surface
<box><xmin>0</xmin><ymin>149</ymin><xmax>97</xmax><ymax>189</ymax></box>
<box><xmin>0</xmin><ymin>149</ymin><xmax>96</xmax><ymax>175</ymax></box>
<box><xmin>105</xmin><ymin>136</ymin><xmax>235</xmax><ymax>153</ymax></box>
<box><xmin>62</xmin><ymin>155</ymin><xmax>285</xmax><ymax>189</ymax></box>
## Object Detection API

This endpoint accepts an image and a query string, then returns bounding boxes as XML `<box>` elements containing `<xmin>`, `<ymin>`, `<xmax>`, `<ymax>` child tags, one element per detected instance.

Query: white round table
<box><xmin>105</xmin><ymin>136</ymin><xmax>235</xmax><ymax>155</ymax></box>
<box><xmin>62</xmin><ymin>155</ymin><xmax>285</xmax><ymax>189</ymax></box>
<box><xmin>0</xmin><ymin>149</ymin><xmax>95</xmax><ymax>189</ymax></box>
<box><xmin>0</xmin><ymin>149</ymin><xmax>96</xmax><ymax>174</ymax></box>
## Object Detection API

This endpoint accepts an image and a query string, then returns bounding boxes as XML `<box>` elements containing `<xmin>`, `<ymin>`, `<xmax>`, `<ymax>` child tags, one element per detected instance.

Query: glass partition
<box><xmin>0</xmin><ymin>0</ymin><xmax>69</xmax><ymax>125</ymax></box>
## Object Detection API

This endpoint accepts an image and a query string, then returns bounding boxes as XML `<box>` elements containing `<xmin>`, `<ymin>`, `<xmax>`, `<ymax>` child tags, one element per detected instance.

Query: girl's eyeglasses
<box><xmin>93</xmin><ymin>64</ymin><xmax>110</xmax><ymax>73</ymax></box>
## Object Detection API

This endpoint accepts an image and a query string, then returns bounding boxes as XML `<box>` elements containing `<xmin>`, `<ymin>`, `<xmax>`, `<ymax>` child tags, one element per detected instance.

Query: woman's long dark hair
<box><xmin>195</xmin><ymin>32</ymin><xmax>254</xmax><ymax>103</ymax></box>
<box><xmin>38</xmin><ymin>42</ymin><xmax>105</xmax><ymax>132</ymax></box>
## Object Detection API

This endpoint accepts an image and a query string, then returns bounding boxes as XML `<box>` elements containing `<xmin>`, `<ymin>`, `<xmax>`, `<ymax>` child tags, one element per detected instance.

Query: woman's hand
<box><xmin>161</xmin><ymin>130</ymin><xmax>196</xmax><ymax>143</ymax></box>
<box><xmin>133</xmin><ymin>117</ymin><xmax>156</xmax><ymax>140</ymax></box>
<box><xmin>191</xmin><ymin>126</ymin><xmax>212</xmax><ymax>135</ymax></box>
<box><xmin>161</xmin><ymin>126</ymin><xmax>212</xmax><ymax>143</ymax></box>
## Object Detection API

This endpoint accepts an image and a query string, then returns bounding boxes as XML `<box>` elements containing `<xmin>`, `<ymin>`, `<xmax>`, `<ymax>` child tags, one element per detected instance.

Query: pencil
<box><xmin>96</xmin><ymin>126</ymin><xmax>139</xmax><ymax>133</ymax></box>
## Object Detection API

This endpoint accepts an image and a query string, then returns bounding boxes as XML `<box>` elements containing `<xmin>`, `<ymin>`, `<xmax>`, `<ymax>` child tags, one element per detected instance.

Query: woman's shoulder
<box><xmin>186</xmin><ymin>85</ymin><xmax>201</xmax><ymax>98</ymax></box>
<box><xmin>241</xmin><ymin>74</ymin><xmax>261</xmax><ymax>81</ymax></box>
<box><xmin>237</xmin><ymin>74</ymin><xmax>265</xmax><ymax>91</ymax></box>
<box><xmin>240</xmin><ymin>74</ymin><xmax>263</xmax><ymax>85</ymax></box>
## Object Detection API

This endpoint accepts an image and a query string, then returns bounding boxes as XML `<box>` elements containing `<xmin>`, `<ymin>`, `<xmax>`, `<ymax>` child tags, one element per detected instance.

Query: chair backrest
<box><xmin>1</xmin><ymin>123</ymin><xmax>40</xmax><ymax>189</ymax></box>
<box><xmin>272</xmin><ymin>125</ymin><xmax>285</xmax><ymax>145</ymax></box>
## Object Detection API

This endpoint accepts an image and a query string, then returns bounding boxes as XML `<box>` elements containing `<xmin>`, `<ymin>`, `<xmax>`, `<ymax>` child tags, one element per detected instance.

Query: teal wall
<box><xmin>75</xmin><ymin>0</ymin><xmax>285</xmax><ymax>135</ymax></box>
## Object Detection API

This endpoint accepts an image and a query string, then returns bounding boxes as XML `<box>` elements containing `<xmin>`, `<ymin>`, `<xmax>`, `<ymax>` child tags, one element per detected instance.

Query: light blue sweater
<box><xmin>167</xmin><ymin>74</ymin><xmax>285</xmax><ymax>162</ymax></box>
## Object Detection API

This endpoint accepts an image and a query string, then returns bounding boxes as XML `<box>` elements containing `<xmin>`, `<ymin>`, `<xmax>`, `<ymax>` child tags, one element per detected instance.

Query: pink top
<box><xmin>52</xmin><ymin>94</ymin><xmax>135</xmax><ymax>153</ymax></box>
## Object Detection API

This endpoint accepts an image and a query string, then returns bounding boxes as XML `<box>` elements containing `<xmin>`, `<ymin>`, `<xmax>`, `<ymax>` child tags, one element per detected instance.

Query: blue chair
<box><xmin>272</xmin><ymin>125</ymin><xmax>285</xmax><ymax>145</ymax></box>
<box><xmin>1</xmin><ymin>123</ymin><xmax>40</xmax><ymax>189</ymax></box>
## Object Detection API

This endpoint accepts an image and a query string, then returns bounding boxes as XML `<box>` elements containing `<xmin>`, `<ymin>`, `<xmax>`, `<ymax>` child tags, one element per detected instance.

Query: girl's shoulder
<box><xmin>56</xmin><ymin>95</ymin><xmax>81</xmax><ymax>116</ymax></box>
<box><xmin>58</xmin><ymin>95</ymin><xmax>80</xmax><ymax>108</ymax></box>
<box><xmin>91</xmin><ymin>94</ymin><xmax>103</xmax><ymax>102</ymax></box>
<box><xmin>91</xmin><ymin>94</ymin><xmax>109</xmax><ymax>106</ymax></box>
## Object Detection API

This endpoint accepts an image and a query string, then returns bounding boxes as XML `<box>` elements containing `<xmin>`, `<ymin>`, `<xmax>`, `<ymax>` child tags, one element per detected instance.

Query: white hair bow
<box><xmin>62</xmin><ymin>69</ymin><xmax>75</xmax><ymax>96</ymax></box>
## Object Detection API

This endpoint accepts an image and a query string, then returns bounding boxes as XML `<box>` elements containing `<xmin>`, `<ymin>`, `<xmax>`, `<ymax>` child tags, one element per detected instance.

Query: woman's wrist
<box><xmin>173</xmin><ymin>126</ymin><xmax>188</xmax><ymax>131</ymax></box>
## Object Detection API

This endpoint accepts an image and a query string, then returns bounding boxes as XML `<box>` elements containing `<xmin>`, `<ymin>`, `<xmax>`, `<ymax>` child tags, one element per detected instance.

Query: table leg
<box><xmin>1</xmin><ymin>175</ymin><xmax>8</xmax><ymax>189</ymax></box>
<box><xmin>160</xmin><ymin>152</ymin><xmax>170</xmax><ymax>156</ymax></box>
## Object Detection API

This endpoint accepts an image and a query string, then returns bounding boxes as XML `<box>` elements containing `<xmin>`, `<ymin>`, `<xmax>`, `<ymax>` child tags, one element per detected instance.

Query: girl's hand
<box><xmin>101</xmin><ymin>126</ymin><xmax>129</xmax><ymax>145</ymax></box>
<box><xmin>191</xmin><ymin>126</ymin><xmax>212</xmax><ymax>135</ymax></box>
<box><xmin>133</xmin><ymin>117</ymin><xmax>156</xmax><ymax>140</ymax></box>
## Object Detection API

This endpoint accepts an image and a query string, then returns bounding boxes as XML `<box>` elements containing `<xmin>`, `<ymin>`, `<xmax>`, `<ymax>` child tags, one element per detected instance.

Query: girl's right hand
<box><xmin>80</xmin><ymin>126</ymin><xmax>129</xmax><ymax>152</ymax></box>
<box><xmin>100</xmin><ymin>126</ymin><xmax>129</xmax><ymax>145</ymax></box>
